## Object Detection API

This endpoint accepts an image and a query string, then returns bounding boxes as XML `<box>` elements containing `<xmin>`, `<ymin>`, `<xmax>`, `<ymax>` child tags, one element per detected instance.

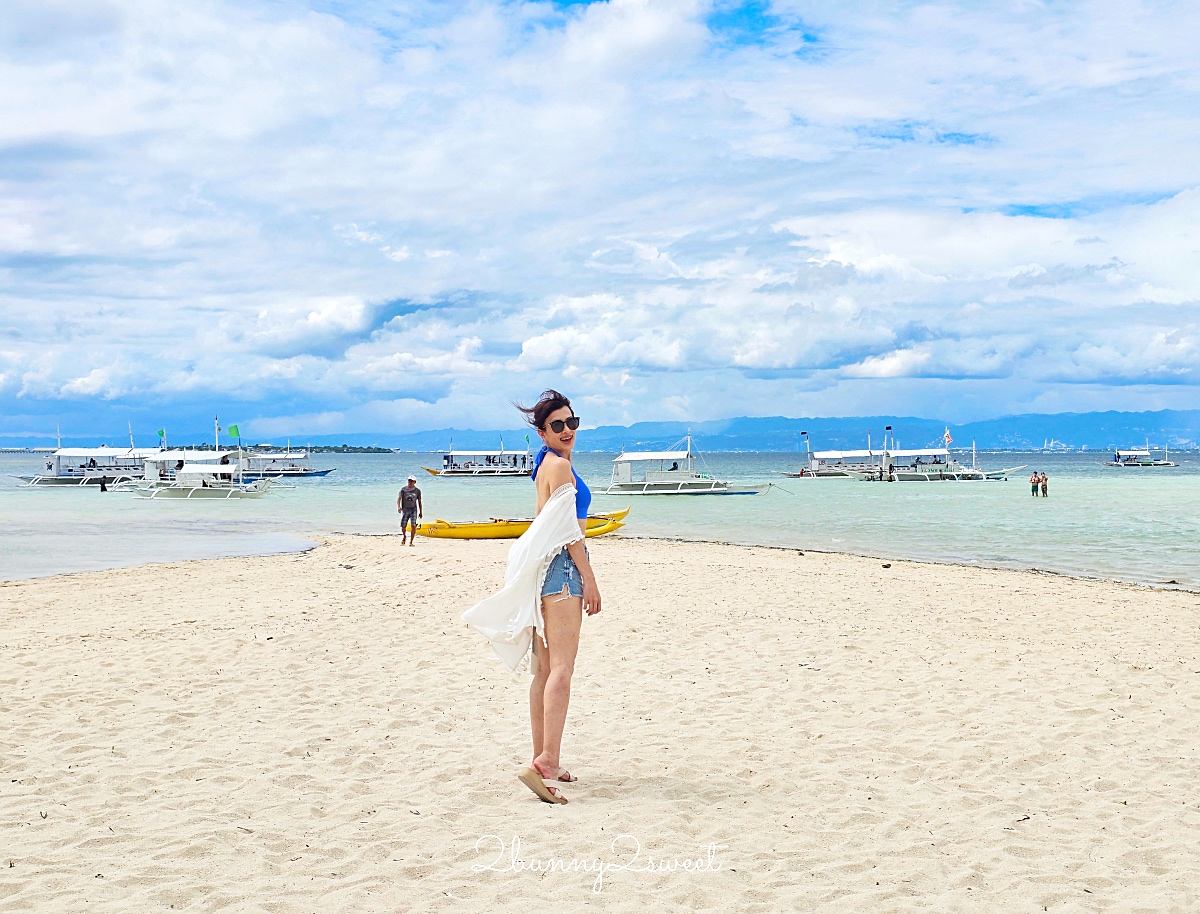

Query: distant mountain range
<box><xmin>267</xmin><ymin>408</ymin><xmax>1200</xmax><ymax>451</ymax></box>
<box><xmin>8</xmin><ymin>409</ymin><xmax>1199</xmax><ymax>452</ymax></box>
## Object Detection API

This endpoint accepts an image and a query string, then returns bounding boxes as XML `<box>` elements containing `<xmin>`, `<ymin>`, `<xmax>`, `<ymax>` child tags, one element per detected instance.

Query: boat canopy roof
<box><xmin>1115</xmin><ymin>448</ymin><xmax>1152</xmax><ymax>456</ymax></box>
<box><xmin>613</xmin><ymin>450</ymin><xmax>690</xmax><ymax>463</ymax></box>
<box><xmin>813</xmin><ymin>449</ymin><xmax>882</xmax><ymax>460</ymax></box>
<box><xmin>889</xmin><ymin>448</ymin><xmax>951</xmax><ymax>458</ymax></box>
<box><xmin>180</xmin><ymin>463</ymin><xmax>237</xmax><ymax>474</ymax></box>
<box><xmin>147</xmin><ymin>449</ymin><xmax>236</xmax><ymax>461</ymax></box>
<box><xmin>53</xmin><ymin>447</ymin><xmax>162</xmax><ymax>457</ymax></box>
<box><xmin>249</xmin><ymin>451</ymin><xmax>308</xmax><ymax>459</ymax></box>
<box><xmin>446</xmin><ymin>450</ymin><xmax>525</xmax><ymax>457</ymax></box>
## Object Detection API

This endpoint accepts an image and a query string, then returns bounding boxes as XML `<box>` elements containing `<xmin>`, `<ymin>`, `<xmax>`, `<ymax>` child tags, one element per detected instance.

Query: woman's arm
<box><xmin>541</xmin><ymin>456</ymin><xmax>601</xmax><ymax>616</ymax></box>
<box><xmin>566</xmin><ymin>537</ymin><xmax>601</xmax><ymax>616</ymax></box>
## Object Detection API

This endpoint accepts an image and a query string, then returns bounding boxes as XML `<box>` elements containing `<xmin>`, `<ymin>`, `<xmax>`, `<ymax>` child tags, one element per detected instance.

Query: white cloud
<box><xmin>2</xmin><ymin>0</ymin><xmax>1199</xmax><ymax>436</ymax></box>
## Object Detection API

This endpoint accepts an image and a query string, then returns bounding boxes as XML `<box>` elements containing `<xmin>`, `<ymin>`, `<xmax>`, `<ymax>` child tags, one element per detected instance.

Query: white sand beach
<box><xmin>3</xmin><ymin>536</ymin><xmax>1199</xmax><ymax>912</ymax></box>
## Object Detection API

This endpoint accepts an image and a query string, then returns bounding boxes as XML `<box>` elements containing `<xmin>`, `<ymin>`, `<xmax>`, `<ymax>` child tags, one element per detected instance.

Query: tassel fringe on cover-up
<box><xmin>461</xmin><ymin>484</ymin><xmax>584</xmax><ymax>673</ymax></box>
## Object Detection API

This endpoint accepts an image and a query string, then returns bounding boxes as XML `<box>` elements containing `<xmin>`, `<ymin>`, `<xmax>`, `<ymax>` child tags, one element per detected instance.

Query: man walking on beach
<box><xmin>1030</xmin><ymin>471</ymin><xmax>1040</xmax><ymax>497</ymax></box>
<box><xmin>398</xmin><ymin>474</ymin><xmax>423</xmax><ymax>546</ymax></box>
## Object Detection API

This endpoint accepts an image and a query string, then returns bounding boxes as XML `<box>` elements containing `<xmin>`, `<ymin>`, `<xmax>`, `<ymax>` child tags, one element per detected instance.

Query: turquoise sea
<box><xmin>2</xmin><ymin>450</ymin><xmax>1198</xmax><ymax>588</ymax></box>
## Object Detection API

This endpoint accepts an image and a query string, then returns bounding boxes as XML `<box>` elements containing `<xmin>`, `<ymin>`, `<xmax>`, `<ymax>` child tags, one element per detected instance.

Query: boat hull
<box><xmin>852</xmin><ymin>468</ymin><xmax>1025</xmax><ymax>482</ymax></box>
<box><xmin>780</xmin><ymin>469</ymin><xmax>855</xmax><ymax>478</ymax></box>
<box><xmin>1105</xmin><ymin>461</ymin><xmax>1176</xmax><ymax>468</ymax></box>
<box><xmin>603</xmin><ymin>482</ymin><xmax>767</xmax><ymax>495</ymax></box>
<box><xmin>135</xmin><ymin>479</ymin><xmax>274</xmax><ymax>499</ymax></box>
<box><xmin>417</xmin><ymin>508</ymin><xmax>630</xmax><ymax>540</ymax></box>
<box><xmin>422</xmin><ymin>467</ymin><xmax>531</xmax><ymax>478</ymax></box>
<box><xmin>240</xmin><ymin>468</ymin><xmax>335</xmax><ymax>479</ymax></box>
<box><xmin>17</xmin><ymin>474</ymin><xmax>141</xmax><ymax>487</ymax></box>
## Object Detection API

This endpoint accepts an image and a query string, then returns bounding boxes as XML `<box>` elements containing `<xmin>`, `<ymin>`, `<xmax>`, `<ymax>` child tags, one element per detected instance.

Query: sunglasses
<box><xmin>544</xmin><ymin>416</ymin><xmax>580</xmax><ymax>433</ymax></box>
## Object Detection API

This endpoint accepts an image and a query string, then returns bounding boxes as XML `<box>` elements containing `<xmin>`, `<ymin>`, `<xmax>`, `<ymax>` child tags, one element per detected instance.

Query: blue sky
<box><xmin>1</xmin><ymin>0</ymin><xmax>1198</xmax><ymax>440</ymax></box>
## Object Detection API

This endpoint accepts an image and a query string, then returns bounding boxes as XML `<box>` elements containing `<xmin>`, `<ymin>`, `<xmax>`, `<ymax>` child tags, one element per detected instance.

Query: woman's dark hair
<box><xmin>514</xmin><ymin>389</ymin><xmax>572</xmax><ymax>429</ymax></box>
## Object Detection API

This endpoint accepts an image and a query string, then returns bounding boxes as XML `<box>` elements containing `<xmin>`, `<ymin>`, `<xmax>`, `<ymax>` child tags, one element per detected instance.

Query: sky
<box><xmin>1</xmin><ymin>0</ymin><xmax>1198</xmax><ymax>440</ymax></box>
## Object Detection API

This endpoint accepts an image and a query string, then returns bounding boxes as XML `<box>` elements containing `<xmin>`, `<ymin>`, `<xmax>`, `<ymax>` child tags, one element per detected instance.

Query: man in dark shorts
<box><xmin>398</xmin><ymin>474</ymin><xmax>423</xmax><ymax>546</ymax></box>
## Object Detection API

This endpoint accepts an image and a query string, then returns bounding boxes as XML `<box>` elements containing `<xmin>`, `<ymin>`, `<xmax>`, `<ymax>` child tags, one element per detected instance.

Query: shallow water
<box><xmin>2</xmin><ymin>450</ymin><xmax>1198</xmax><ymax>586</ymax></box>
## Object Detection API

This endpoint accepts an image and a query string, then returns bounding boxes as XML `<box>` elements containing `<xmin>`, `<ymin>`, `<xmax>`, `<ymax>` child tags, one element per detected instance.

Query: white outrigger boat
<box><xmin>801</xmin><ymin>429</ymin><xmax>1025</xmax><ymax>482</ymax></box>
<box><xmin>16</xmin><ymin>446</ymin><xmax>163</xmax><ymax>486</ymax></box>
<box><xmin>1105</xmin><ymin>443</ymin><xmax>1175</xmax><ymax>467</ymax></box>
<box><xmin>866</xmin><ymin>447</ymin><xmax>984</xmax><ymax>481</ymax></box>
<box><xmin>856</xmin><ymin>440</ymin><xmax>1025</xmax><ymax>482</ymax></box>
<box><xmin>241</xmin><ymin>449</ymin><xmax>334</xmax><ymax>479</ymax></box>
<box><xmin>787</xmin><ymin>431</ymin><xmax>1022</xmax><ymax>479</ymax></box>
<box><xmin>786</xmin><ymin>449</ymin><xmax>884</xmax><ymax>477</ymax></box>
<box><xmin>422</xmin><ymin>443</ymin><xmax>534</xmax><ymax>477</ymax></box>
<box><xmin>605</xmin><ymin>434</ymin><xmax>767</xmax><ymax>496</ymax></box>
<box><xmin>135</xmin><ymin>450</ymin><xmax>273</xmax><ymax>499</ymax></box>
<box><xmin>782</xmin><ymin>432</ymin><xmax>886</xmax><ymax>478</ymax></box>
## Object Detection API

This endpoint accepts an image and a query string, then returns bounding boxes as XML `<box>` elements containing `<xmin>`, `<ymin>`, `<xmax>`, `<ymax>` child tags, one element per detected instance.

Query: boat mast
<box><xmin>214</xmin><ymin>416</ymin><xmax>220</xmax><ymax>452</ymax></box>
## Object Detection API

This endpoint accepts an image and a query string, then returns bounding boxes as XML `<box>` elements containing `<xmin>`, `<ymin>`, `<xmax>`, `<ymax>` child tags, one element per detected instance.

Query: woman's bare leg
<box><xmin>529</xmin><ymin>636</ymin><xmax>549</xmax><ymax>759</ymax></box>
<box><xmin>531</xmin><ymin>593</ymin><xmax>582</xmax><ymax>777</ymax></box>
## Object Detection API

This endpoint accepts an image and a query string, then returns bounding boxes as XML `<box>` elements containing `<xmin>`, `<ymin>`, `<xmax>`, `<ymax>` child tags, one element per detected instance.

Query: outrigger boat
<box><xmin>781</xmin><ymin>430</ymin><xmax>883</xmax><ymax>478</ymax></box>
<box><xmin>16</xmin><ymin>446</ymin><xmax>163</xmax><ymax>486</ymax></box>
<box><xmin>1105</xmin><ymin>442</ymin><xmax>1176</xmax><ymax>467</ymax></box>
<box><xmin>134</xmin><ymin>450</ymin><xmax>274</xmax><ymax>499</ymax></box>
<box><xmin>781</xmin><ymin>429</ymin><xmax>1023</xmax><ymax>481</ymax></box>
<box><xmin>856</xmin><ymin>441</ymin><xmax>1025</xmax><ymax>481</ymax></box>
<box><xmin>241</xmin><ymin>448</ymin><xmax>334</xmax><ymax>479</ymax></box>
<box><xmin>783</xmin><ymin>450</ymin><xmax>882</xmax><ymax>478</ymax></box>
<box><xmin>422</xmin><ymin>441</ymin><xmax>534</xmax><ymax>477</ymax></box>
<box><xmin>605</xmin><ymin>434</ymin><xmax>767</xmax><ymax>496</ymax></box>
<box><xmin>132</xmin><ymin>420</ymin><xmax>274</xmax><ymax>499</ymax></box>
<box><xmin>416</xmin><ymin>507</ymin><xmax>630</xmax><ymax>540</ymax></box>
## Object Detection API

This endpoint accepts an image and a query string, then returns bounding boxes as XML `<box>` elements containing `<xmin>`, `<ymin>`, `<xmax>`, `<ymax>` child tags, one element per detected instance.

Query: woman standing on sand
<box><xmin>461</xmin><ymin>389</ymin><xmax>601</xmax><ymax>805</ymax></box>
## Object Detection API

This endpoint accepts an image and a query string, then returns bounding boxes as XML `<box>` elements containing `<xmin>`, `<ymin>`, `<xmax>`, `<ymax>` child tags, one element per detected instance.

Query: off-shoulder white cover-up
<box><xmin>461</xmin><ymin>484</ymin><xmax>584</xmax><ymax>672</ymax></box>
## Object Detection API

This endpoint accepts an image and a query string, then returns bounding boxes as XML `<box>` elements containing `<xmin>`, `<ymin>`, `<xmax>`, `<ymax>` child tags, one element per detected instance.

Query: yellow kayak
<box><xmin>416</xmin><ymin>507</ymin><xmax>630</xmax><ymax>540</ymax></box>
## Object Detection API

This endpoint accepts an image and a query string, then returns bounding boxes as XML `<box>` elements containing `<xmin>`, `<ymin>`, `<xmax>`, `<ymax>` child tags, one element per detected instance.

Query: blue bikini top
<box><xmin>531</xmin><ymin>446</ymin><xmax>591</xmax><ymax>519</ymax></box>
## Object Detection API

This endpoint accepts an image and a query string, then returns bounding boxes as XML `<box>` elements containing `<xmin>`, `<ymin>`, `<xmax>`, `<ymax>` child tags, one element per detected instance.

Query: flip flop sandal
<box><xmin>534</xmin><ymin>765</ymin><xmax>577</xmax><ymax>783</ymax></box>
<box><xmin>518</xmin><ymin>766</ymin><xmax>568</xmax><ymax>804</ymax></box>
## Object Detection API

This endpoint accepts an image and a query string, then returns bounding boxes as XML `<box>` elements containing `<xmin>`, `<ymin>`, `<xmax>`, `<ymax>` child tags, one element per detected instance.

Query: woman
<box><xmin>460</xmin><ymin>390</ymin><xmax>601</xmax><ymax>805</ymax></box>
<box><xmin>518</xmin><ymin>390</ymin><xmax>602</xmax><ymax>803</ymax></box>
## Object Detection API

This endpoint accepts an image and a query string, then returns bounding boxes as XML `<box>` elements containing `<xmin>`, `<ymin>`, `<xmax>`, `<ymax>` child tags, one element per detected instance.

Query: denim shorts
<box><xmin>541</xmin><ymin>545</ymin><xmax>588</xmax><ymax>599</ymax></box>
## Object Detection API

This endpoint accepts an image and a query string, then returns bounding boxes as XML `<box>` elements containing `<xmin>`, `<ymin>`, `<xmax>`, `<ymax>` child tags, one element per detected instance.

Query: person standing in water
<box><xmin>1040</xmin><ymin>471</ymin><xmax>1048</xmax><ymax>497</ymax></box>
<box><xmin>397</xmin><ymin>474</ymin><xmax>423</xmax><ymax>545</ymax></box>
<box><xmin>1030</xmin><ymin>471</ymin><xmax>1040</xmax><ymax>497</ymax></box>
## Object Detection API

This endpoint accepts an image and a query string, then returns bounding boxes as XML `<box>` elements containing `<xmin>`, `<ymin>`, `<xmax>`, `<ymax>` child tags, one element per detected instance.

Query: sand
<box><xmin>3</xmin><ymin>535</ymin><xmax>1200</xmax><ymax>913</ymax></box>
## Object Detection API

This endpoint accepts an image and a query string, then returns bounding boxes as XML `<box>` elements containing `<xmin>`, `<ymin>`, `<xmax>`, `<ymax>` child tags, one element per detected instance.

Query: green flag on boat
<box><xmin>227</xmin><ymin>424</ymin><xmax>240</xmax><ymax>439</ymax></box>
<box><xmin>156</xmin><ymin>429</ymin><xmax>165</xmax><ymax>438</ymax></box>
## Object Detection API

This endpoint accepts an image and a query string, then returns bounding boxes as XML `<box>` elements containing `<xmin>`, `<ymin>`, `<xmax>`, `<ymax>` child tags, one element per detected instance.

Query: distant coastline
<box><xmin>3</xmin><ymin>408</ymin><xmax>1198</xmax><ymax>453</ymax></box>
